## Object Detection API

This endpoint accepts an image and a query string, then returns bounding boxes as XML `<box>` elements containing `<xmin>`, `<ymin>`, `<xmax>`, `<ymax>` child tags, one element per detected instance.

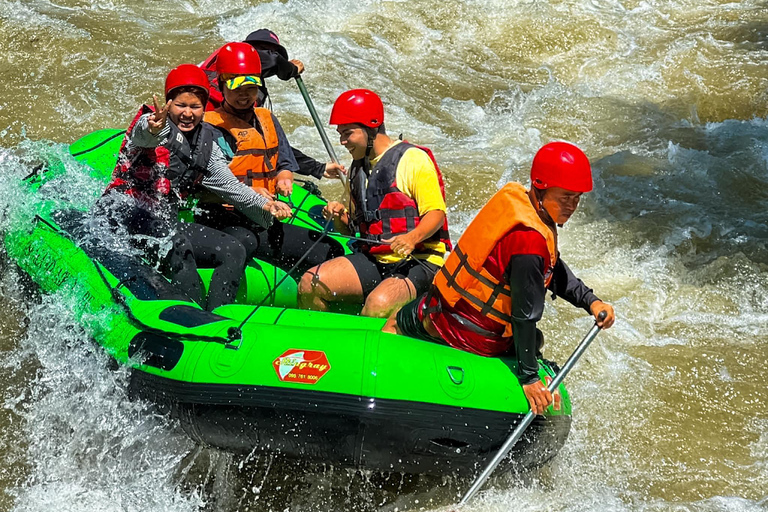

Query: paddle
<box><xmin>294</xmin><ymin>76</ymin><xmax>347</xmax><ymax>187</ymax></box>
<box><xmin>456</xmin><ymin>310</ymin><xmax>608</xmax><ymax>507</ymax></box>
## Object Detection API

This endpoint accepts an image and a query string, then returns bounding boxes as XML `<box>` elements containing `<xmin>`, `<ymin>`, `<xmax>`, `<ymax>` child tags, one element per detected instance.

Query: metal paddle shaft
<box><xmin>457</xmin><ymin>311</ymin><xmax>607</xmax><ymax>507</ymax></box>
<box><xmin>294</xmin><ymin>76</ymin><xmax>347</xmax><ymax>187</ymax></box>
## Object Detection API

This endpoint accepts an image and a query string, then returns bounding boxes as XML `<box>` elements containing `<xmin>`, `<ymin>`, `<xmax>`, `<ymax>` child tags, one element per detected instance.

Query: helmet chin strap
<box><xmin>361</xmin><ymin>127</ymin><xmax>376</xmax><ymax>176</ymax></box>
<box><xmin>532</xmin><ymin>187</ymin><xmax>563</xmax><ymax>228</ymax></box>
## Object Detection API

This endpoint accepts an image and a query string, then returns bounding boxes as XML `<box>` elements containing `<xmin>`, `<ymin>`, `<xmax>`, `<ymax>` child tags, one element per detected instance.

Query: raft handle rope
<box><xmin>23</xmin><ymin>164</ymin><xmax>45</xmax><ymax>182</ymax></box>
<box><xmin>227</xmin><ymin>216</ymin><xmax>336</xmax><ymax>344</ymax></box>
<box><xmin>277</xmin><ymin>189</ymin><xmax>309</xmax><ymax>227</ymax></box>
<box><xmin>33</xmin><ymin>214</ymin><xmax>60</xmax><ymax>232</ymax></box>
<box><xmin>456</xmin><ymin>311</ymin><xmax>608</xmax><ymax>507</ymax></box>
<box><xmin>314</xmin><ymin>229</ymin><xmax>438</xmax><ymax>274</ymax></box>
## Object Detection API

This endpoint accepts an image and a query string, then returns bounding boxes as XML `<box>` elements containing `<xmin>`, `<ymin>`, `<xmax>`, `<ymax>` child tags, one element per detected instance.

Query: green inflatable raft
<box><xmin>4</xmin><ymin>128</ymin><xmax>573</xmax><ymax>476</ymax></box>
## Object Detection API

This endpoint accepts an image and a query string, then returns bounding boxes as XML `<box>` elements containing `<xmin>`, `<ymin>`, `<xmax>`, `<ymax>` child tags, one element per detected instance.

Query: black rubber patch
<box><xmin>128</xmin><ymin>332</ymin><xmax>184</xmax><ymax>371</ymax></box>
<box><xmin>158</xmin><ymin>305</ymin><xmax>228</xmax><ymax>328</ymax></box>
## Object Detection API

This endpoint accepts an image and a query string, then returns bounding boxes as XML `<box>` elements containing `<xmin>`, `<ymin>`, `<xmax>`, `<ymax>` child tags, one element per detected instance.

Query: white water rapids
<box><xmin>0</xmin><ymin>0</ymin><xmax>766</xmax><ymax>510</ymax></box>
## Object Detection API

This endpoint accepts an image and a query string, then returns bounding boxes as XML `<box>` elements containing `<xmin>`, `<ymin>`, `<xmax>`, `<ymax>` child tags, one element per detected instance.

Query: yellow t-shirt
<box><xmin>367</xmin><ymin>140</ymin><xmax>448</xmax><ymax>266</ymax></box>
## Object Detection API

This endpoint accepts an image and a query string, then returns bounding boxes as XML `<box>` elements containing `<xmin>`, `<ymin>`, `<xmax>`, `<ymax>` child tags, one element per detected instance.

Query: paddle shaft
<box><xmin>457</xmin><ymin>312</ymin><xmax>607</xmax><ymax>506</ymax></box>
<box><xmin>294</xmin><ymin>76</ymin><xmax>347</xmax><ymax>187</ymax></box>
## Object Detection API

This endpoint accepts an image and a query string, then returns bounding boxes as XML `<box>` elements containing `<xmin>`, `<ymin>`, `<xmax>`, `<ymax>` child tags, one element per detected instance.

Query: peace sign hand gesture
<box><xmin>148</xmin><ymin>94</ymin><xmax>172</xmax><ymax>136</ymax></box>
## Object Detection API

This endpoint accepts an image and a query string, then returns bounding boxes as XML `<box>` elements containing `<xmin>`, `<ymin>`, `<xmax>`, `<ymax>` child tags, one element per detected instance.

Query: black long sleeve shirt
<box><xmin>292</xmin><ymin>148</ymin><xmax>326</xmax><ymax>179</ymax></box>
<box><xmin>507</xmin><ymin>254</ymin><xmax>599</xmax><ymax>385</ymax></box>
<box><xmin>254</xmin><ymin>50</ymin><xmax>328</xmax><ymax>180</ymax></box>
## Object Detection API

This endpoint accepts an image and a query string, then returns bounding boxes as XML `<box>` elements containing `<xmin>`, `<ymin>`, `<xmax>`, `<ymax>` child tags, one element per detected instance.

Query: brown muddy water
<box><xmin>0</xmin><ymin>0</ymin><xmax>767</xmax><ymax>510</ymax></box>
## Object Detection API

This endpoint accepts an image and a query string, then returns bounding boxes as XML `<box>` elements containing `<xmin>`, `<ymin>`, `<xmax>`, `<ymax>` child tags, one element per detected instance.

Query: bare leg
<box><xmin>382</xmin><ymin>302</ymin><xmax>442</xmax><ymax>337</ymax></box>
<box><xmin>298</xmin><ymin>257</ymin><xmax>365</xmax><ymax>311</ymax></box>
<box><xmin>381</xmin><ymin>311</ymin><xmax>401</xmax><ymax>334</ymax></box>
<box><xmin>360</xmin><ymin>277</ymin><xmax>417</xmax><ymax>318</ymax></box>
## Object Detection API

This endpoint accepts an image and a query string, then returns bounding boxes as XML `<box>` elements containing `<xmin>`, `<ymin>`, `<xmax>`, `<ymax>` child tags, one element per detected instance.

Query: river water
<box><xmin>0</xmin><ymin>0</ymin><xmax>766</xmax><ymax>510</ymax></box>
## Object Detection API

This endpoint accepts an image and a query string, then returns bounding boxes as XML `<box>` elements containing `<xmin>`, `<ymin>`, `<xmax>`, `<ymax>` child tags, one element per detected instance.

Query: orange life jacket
<box><xmin>204</xmin><ymin>107</ymin><xmax>280</xmax><ymax>194</ymax></box>
<box><xmin>433</xmin><ymin>182</ymin><xmax>558</xmax><ymax>337</ymax></box>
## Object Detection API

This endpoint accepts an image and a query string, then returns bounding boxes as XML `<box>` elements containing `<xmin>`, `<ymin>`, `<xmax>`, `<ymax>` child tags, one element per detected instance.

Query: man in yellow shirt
<box><xmin>297</xmin><ymin>89</ymin><xmax>451</xmax><ymax>317</ymax></box>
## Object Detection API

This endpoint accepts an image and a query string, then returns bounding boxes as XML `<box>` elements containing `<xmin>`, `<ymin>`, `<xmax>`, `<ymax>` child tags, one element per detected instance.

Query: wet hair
<box><xmin>167</xmin><ymin>86</ymin><xmax>208</xmax><ymax>104</ymax></box>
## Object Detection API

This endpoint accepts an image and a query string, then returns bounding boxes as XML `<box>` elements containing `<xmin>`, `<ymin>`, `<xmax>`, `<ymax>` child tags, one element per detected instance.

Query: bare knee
<box><xmin>298</xmin><ymin>267</ymin><xmax>318</xmax><ymax>297</ymax></box>
<box><xmin>362</xmin><ymin>293</ymin><xmax>397</xmax><ymax>318</ymax></box>
<box><xmin>298</xmin><ymin>266</ymin><xmax>324</xmax><ymax>309</ymax></box>
<box><xmin>362</xmin><ymin>278</ymin><xmax>416</xmax><ymax>318</ymax></box>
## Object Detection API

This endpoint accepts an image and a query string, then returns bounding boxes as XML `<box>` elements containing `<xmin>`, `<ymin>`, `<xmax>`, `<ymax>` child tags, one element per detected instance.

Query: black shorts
<box><xmin>343</xmin><ymin>252</ymin><xmax>439</xmax><ymax>298</ymax></box>
<box><xmin>396</xmin><ymin>291</ymin><xmax>446</xmax><ymax>344</ymax></box>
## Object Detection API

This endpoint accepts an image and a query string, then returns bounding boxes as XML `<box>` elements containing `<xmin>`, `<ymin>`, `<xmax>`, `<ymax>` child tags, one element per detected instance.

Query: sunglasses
<box><xmin>224</xmin><ymin>75</ymin><xmax>263</xmax><ymax>90</ymax></box>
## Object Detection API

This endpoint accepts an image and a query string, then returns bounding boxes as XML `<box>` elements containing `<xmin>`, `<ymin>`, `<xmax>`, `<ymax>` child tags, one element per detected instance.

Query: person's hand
<box><xmin>322</xmin><ymin>201</ymin><xmax>347</xmax><ymax>220</ymax></box>
<box><xmin>590</xmin><ymin>300</ymin><xmax>615</xmax><ymax>329</ymax></box>
<box><xmin>148</xmin><ymin>95</ymin><xmax>172</xmax><ymax>135</ymax></box>
<box><xmin>275</xmin><ymin>179</ymin><xmax>293</xmax><ymax>197</ymax></box>
<box><xmin>264</xmin><ymin>200</ymin><xmax>292</xmax><ymax>220</ymax></box>
<box><xmin>289</xmin><ymin>59</ymin><xmax>305</xmax><ymax>74</ymax></box>
<box><xmin>323</xmin><ymin>162</ymin><xmax>347</xmax><ymax>180</ymax></box>
<box><xmin>523</xmin><ymin>381</ymin><xmax>553</xmax><ymax>415</ymax></box>
<box><xmin>382</xmin><ymin>233</ymin><xmax>418</xmax><ymax>258</ymax></box>
<box><xmin>253</xmin><ymin>187</ymin><xmax>274</xmax><ymax>199</ymax></box>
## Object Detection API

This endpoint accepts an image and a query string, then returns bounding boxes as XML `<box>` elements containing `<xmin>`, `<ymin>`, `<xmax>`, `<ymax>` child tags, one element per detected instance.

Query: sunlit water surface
<box><xmin>0</xmin><ymin>0</ymin><xmax>766</xmax><ymax>510</ymax></box>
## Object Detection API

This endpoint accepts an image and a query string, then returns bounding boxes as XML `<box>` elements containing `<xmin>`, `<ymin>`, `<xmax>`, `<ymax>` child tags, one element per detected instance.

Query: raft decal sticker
<box><xmin>273</xmin><ymin>349</ymin><xmax>331</xmax><ymax>384</ymax></box>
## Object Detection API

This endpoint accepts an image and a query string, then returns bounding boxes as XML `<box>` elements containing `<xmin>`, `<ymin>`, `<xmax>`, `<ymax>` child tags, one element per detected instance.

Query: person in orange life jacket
<box><xmin>297</xmin><ymin>89</ymin><xmax>451</xmax><ymax>318</ymax></box>
<box><xmin>197</xmin><ymin>43</ymin><xmax>345</xmax><ymax>276</ymax></box>
<box><xmin>102</xmin><ymin>64</ymin><xmax>292</xmax><ymax>311</ymax></box>
<box><xmin>383</xmin><ymin>142</ymin><xmax>615</xmax><ymax>414</ymax></box>
<box><xmin>199</xmin><ymin>30</ymin><xmax>345</xmax><ymax>181</ymax></box>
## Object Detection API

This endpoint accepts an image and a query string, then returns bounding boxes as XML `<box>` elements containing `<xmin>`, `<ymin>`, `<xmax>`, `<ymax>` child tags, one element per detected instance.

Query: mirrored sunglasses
<box><xmin>224</xmin><ymin>75</ymin><xmax>263</xmax><ymax>90</ymax></box>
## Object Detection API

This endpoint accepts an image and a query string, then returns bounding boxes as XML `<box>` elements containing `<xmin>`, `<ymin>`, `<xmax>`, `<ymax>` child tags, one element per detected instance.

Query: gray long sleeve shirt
<box><xmin>131</xmin><ymin>114</ymin><xmax>274</xmax><ymax>228</ymax></box>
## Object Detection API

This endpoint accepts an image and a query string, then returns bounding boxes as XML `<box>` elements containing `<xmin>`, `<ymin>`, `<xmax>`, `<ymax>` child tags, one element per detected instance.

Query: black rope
<box><xmin>294</xmin><ymin>178</ymin><xmax>324</xmax><ymax>200</ymax></box>
<box><xmin>33</xmin><ymin>214</ymin><xmax>60</xmax><ymax>232</ymax></box>
<box><xmin>278</xmin><ymin>191</ymin><xmax>304</xmax><ymax>225</ymax></box>
<box><xmin>22</xmin><ymin>164</ymin><xmax>45</xmax><ymax>182</ymax></box>
<box><xmin>312</xmin><ymin>230</ymin><xmax>439</xmax><ymax>274</ymax></box>
<box><xmin>70</xmin><ymin>130</ymin><xmax>124</xmax><ymax>157</ymax></box>
<box><xmin>228</xmin><ymin>216</ymin><xmax>335</xmax><ymax>341</ymax></box>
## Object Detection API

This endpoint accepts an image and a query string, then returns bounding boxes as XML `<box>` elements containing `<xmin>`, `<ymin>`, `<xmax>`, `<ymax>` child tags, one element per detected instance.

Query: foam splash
<box><xmin>0</xmin><ymin>0</ymin><xmax>766</xmax><ymax>510</ymax></box>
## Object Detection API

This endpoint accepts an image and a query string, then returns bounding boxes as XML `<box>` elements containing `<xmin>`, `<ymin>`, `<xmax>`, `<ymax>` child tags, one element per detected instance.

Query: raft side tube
<box><xmin>129</xmin><ymin>369</ymin><xmax>571</xmax><ymax>476</ymax></box>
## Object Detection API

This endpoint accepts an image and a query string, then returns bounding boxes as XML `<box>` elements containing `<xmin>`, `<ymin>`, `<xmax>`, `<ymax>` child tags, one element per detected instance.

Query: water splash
<box><xmin>0</xmin><ymin>0</ymin><xmax>767</xmax><ymax>510</ymax></box>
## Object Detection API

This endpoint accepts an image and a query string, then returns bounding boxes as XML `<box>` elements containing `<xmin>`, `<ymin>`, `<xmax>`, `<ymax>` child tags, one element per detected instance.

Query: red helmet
<box><xmin>165</xmin><ymin>64</ymin><xmax>211</xmax><ymax>102</ymax></box>
<box><xmin>330</xmin><ymin>89</ymin><xmax>384</xmax><ymax>128</ymax></box>
<box><xmin>215</xmin><ymin>42</ymin><xmax>262</xmax><ymax>76</ymax></box>
<box><xmin>531</xmin><ymin>142</ymin><xmax>593</xmax><ymax>193</ymax></box>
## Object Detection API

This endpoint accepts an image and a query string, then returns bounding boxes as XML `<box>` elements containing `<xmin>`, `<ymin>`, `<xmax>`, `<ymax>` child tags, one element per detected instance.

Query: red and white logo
<box><xmin>273</xmin><ymin>349</ymin><xmax>331</xmax><ymax>385</ymax></box>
